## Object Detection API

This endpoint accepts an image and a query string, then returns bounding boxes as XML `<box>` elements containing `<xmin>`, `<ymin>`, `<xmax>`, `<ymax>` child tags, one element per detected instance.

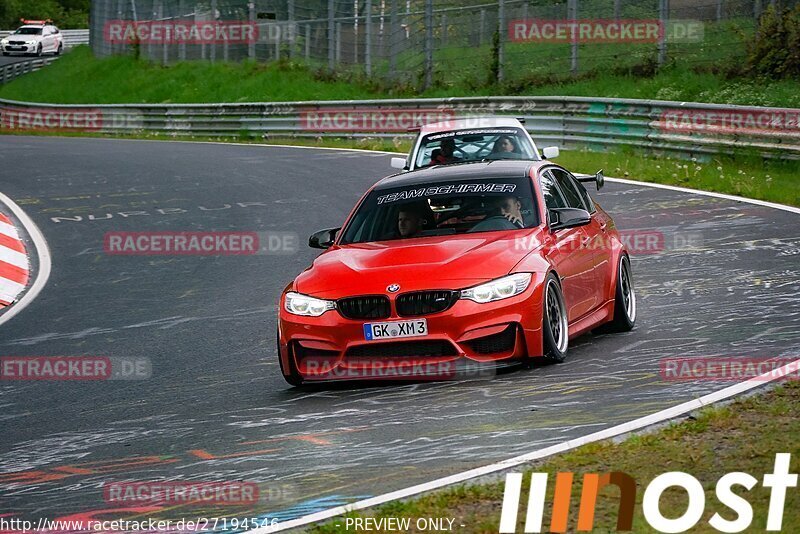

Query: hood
<box><xmin>294</xmin><ymin>229</ymin><xmax>545</xmax><ymax>298</ymax></box>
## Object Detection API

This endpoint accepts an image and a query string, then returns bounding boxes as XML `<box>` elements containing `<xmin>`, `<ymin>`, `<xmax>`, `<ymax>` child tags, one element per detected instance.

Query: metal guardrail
<box><xmin>0</xmin><ymin>29</ymin><xmax>89</xmax><ymax>47</ymax></box>
<box><xmin>0</xmin><ymin>57</ymin><xmax>59</xmax><ymax>85</ymax></box>
<box><xmin>1</xmin><ymin>96</ymin><xmax>798</xmax><ymax>160</ymax></box>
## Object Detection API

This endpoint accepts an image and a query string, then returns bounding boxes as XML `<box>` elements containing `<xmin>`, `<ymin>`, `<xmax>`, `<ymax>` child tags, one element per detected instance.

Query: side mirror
<box><xmin>390</xmin><ymin>157</ymin><xmax>408</xmax><ymax>170</ymax></box>
<box><xmin>549</xmin><ymin>208</ymin><xmax>591</xmax><ymax>231</ymax></box>
<box><xmin>542</xmin><ymin>146</ymin><xmax>560</xmax><ymax>159</ymax></box>
<box><xmin>308</xmin><ymin>227</ymin><xmax>340</xmax><ymax>249</ymax></box>
<box><xmin>577</xmin><ymin>169</ymin><xmax>604</xmax><ymax>190</ymax></box>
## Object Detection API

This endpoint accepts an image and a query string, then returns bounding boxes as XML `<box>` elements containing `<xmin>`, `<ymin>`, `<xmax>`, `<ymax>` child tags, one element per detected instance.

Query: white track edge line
<box><xmin>0</xmin><ymin>191</ymin><xmax>52</xmax><ymax>327</ymax></box>
<box><xmin>250</xmin><ymin>359</ymin><xmax>800</xmax><ymax>533</ymax></box>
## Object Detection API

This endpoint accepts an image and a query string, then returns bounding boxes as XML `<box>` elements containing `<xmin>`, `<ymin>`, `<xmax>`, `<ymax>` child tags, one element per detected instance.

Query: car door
<box><xmin>550</xmin><ymin>168</ymin><xmax>610</xmax><ymax>312</ymax></box>
<box><xmin>538</xmin><ymin>169</ymin><xmax>599</xmax><ymax>322</ymax></box>
<box><xmin>42</xmin><ymin>27</ymin><xmax>54</xmax><ymax>52</ymax></box>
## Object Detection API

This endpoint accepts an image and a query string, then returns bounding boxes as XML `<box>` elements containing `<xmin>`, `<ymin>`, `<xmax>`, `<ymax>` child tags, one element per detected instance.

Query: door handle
<box><xmin>599</xmin><ymin>221</ymin><xmax>607</xmax><ymax>231</ymax></box>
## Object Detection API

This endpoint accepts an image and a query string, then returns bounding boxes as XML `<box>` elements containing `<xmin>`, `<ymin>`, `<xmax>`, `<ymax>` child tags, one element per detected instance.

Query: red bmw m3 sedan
<box><xmin>277</xmin><ymin>160</ymin><xmax>635</xmax><ymax>385</ymax></box>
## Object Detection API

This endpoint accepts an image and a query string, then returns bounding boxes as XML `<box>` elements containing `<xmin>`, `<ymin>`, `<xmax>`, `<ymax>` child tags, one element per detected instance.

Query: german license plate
<box><xmin>363</xmin><ymin>319</ymin><xmax>428</xmax><ymax>341</ymax></box>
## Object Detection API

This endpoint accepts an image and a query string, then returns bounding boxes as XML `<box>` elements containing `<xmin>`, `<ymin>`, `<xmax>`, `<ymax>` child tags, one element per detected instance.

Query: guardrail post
<box><xmin>424</xmin><ymin>0</ymin><xmax>433</xmax><ymax>89</ymax></box>
<box><xmin>366</xmin><ymin>0</ymin><xmax>372</xmax><ymax>75</ymax></box>
<box><xmin>614</xmin><ymin>0</ymin><xmax>621</xmax><ymax>20</ymax></box>
<box><xmin>328</xmin><ymin>0</ymin><xmax>335</xmax><ymax>69</ymax></box>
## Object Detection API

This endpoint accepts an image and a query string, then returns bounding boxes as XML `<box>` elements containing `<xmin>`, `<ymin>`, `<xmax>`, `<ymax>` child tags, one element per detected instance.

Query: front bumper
<box><xmin>278</xmin><ymin>273</ymin><xmax>547</xmax><ymax>382</ymax></box>
<box><xmin>1</xmin><ymin>44</ymin><xmax>38</xmax><ymax>54</ymax></box>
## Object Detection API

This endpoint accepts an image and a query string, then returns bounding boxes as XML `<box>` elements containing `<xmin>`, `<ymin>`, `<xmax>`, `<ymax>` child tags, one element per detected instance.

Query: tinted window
<box><xmin>572</xmin><ymin>173</ymin><xmax>595</xmax><ymax>213</ymax></box>
<box><xmin>340</xmin><ymin>177</ymin><xmax>538</xmax><ymax>244</ymax></box>
<box><xmin>539</xmin><ymin>171</ymin><xmax>567</xmax><ymax>210</ymax></box>
<box><xmin>551</xmin><ymin>168</ymin><xmax>587</xmax><ymax>210</ymax></box>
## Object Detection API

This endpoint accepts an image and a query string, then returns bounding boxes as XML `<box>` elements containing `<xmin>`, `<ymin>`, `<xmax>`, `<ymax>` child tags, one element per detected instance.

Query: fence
<box><xmin>0</xmin><ymin>29</ymin><xmax>90</xmax><ymax>48</ymax></box>
<box><xmin>2</xmin><ymin>95</ymin><xmax>798</xmax><ymax>160</ymax></box>
<box><xmin>87</xmin><ymin>0</ymin><xmax>800</xmax><ymax>89</ymax></box>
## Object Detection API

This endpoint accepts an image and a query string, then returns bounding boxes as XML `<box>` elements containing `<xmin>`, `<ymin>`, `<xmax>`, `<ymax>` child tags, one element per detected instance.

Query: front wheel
<box><xmin>542</xmin><ymin>273</ymin><xmax>568</xmax><ymax>363</ymax></box>
<box><xmin>36</xmin><ymin>44</ymin><xmax>42</xmax><ymax>57</ymax></box>
<box><xmin>55</xmin><ymin>43</ymin><xmax>63</xmax><ymax>56</ymax></box>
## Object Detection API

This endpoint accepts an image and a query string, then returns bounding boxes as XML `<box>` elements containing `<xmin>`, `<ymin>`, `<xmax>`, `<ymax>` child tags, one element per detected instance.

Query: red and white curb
<box><xmin>0</xmin><ymin>191</ymin><xmax>51</xmax><ymax>327</ymax></box>
<box><xmin>0</xmin><ymin>211</ymin><xmax>29</xmax><ymax>307</ymax></box>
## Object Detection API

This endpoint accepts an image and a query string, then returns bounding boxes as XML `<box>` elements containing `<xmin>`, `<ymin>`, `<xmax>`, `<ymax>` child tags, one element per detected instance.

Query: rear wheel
<box><xmin>542</xmin><ymin>273</ymin><xmax>568</xmax><ymax>363</ymax></box>
<box><xmin>604</xmin><ymin>255</ymin><xmax>637</xmax><ymax>333</ymax></box>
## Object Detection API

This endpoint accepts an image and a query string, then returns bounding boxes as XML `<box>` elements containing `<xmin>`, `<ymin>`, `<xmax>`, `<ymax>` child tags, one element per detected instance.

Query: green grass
<box><xmin>311</xmin><ymin>382</ymin><xmax>800</xmax><ymax>533</ymax></box>
<box><xmin>3</xmin><ymin>37</ymin><xmax>800</xmax><ymax>107</ymax></box>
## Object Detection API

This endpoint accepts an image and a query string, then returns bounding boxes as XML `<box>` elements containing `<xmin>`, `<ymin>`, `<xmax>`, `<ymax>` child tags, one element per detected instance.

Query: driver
<box><xmin>498</xmin><ymin>195</ymin><xmax>524</xmax><ymax>228</ymax></box>
<box><xmin>430</xmin><ymin>138</ymin><xmax>461</xmax><ymax>165</ymax></box>
<box><xmin>397</xmin><ymin>205</ymin><xmax>430</xmax><ymax>238</ymax></box>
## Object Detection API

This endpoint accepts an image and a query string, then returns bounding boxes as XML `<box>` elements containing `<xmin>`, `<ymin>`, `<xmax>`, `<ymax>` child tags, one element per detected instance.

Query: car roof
<box><xmin>375</xmin><ymin>160</ymin><xmax>551</xmax><ymax>190</ymax></box>
<box><xmin>18</xmin><ymin>24</ymin><xmax>45</xmax><ymax>29</ymax></box>
<box><xmin>419</xmin><ymin>116</ymin><xmax>524</xmax><ymax>135</ymax></box>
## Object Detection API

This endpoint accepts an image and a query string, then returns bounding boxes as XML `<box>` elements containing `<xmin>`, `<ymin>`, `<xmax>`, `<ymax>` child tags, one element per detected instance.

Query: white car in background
<box><xmin>1</xmin><ymin>20</ymin><xmax>63</xmax><ymax>57</ymax></box>
<box><xmin>391</xmin><ymin>117</ymin><xmax>560</xmax><ymax>171</ymax></box>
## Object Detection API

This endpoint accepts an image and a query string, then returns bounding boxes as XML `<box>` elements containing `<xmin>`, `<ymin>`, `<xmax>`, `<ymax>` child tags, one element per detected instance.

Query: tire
<box><xmin>542</xmin><ymin>273</ymin><xmax>569</xmax><ymax>363</ymax></box>
<box><xmin>277</xmin><ymin>333</ymin><xmax>303</xmax><ymax>386</ymax></box>
<box><xmin>604</xmin><ymin>254</ymin><xmax>637</xmax><ymax>333</ymax></box>
<box><xmin>55</xmin><ymin>43</ymin><xmax>62</xmax><ymax>56</ymax></box>
<box><xmin>2</xmin><ymin>52</ymin><xmax>8</xmax><ymax>56</ymax></box>
<box><xmin>36</xmin><ymin>44</ymin><xmax>42</xmax><ymax>57</ymax></box>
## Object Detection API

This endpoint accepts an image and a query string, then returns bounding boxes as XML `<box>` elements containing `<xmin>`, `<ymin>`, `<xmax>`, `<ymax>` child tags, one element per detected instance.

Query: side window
<box><xmin>569</xmin><ymin>172</ymin><xmax>595</xmax><ymax>213</ymax></box>
<box><xmin>551</xmin><ymin>168</ymin><xmax>587</xmax><ymax>211</ymax></box>
<box><xmin>539</xmin><ymin>171</ymin><xmax>567</xmax><ymax>210</ymax></box>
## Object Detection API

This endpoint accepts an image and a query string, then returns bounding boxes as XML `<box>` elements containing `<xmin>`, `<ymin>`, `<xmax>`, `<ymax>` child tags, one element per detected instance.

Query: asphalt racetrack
<box><xmin>1</xmin><ymin>136</ymin><xmax>799</xmax><ymax>525</ymax></box>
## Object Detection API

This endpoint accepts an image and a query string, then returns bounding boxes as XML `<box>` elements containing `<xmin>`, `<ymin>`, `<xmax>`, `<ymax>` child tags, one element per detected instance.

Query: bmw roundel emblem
<box><xmin>387</xmin><ymin>283</ymin><xmax>401</xmax><ymax>293</ymax></box>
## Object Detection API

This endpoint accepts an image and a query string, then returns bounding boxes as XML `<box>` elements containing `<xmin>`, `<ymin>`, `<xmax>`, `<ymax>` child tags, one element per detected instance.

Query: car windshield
<box><xmin>14</xmin><ymin>27</ymin><xmax>43</xmax><ymax>35</ymax></box>
<box><xmin>414</xmin><ymin>127</ymin><xmax>537</xmax><ymax>169</ymax></box>
<box><xmin>340</xmin><ymin>176</ymin><xmax>538</xmax><ymax>244</ymax></box>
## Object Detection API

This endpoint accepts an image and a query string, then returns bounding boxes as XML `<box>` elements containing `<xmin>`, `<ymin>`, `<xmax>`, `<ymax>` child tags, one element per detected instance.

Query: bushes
<box><xmin>747</xmin><ymin>4</ymin><xmax>800</xmax><ymax>79</ymax></box>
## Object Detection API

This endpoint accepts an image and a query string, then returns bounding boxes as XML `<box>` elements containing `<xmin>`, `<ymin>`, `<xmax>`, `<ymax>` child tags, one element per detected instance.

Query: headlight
<box><xmin>284</xmin><ymin>291</ymin><xmax>336</xmax><ymax>317</ymax></box>
<box><xmin>461</xmin><ymin>273</ymin><xmax>532</xmax><ymax>304</ymax></box>
<box><xmin>26</xmin><ymin>40</ymin><xmax>36</xmax><ymax>45</ymax></box>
